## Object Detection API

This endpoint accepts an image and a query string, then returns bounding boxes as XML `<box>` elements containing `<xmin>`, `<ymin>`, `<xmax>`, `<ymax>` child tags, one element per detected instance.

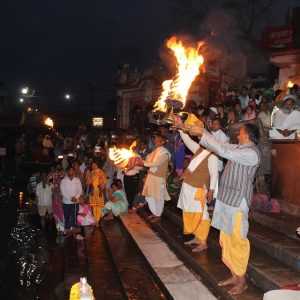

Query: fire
<box><xmin>109</xmin><ymin>141</ymin><xmax>137</xmax><ymax>170</ymax></box>
<box><xmin>287</xmin><ymin>81</ymin><xmax>294</xmax><ymax>89</ymax></box>
<box><xmin>44</xmin><ymin>117</ymin><xmax>54</xmax><ymax>128</ymax></box>
<box><xmin>154</xmin><ymin>36</ymin><xmax>204</xmax><ymax>112</ymax></box>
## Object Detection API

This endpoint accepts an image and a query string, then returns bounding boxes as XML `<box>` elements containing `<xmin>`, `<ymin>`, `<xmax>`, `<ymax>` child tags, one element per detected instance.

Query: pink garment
<box><xmin>52</xmin><ymin>187</ymin><xmax>64</xmax><ymax>228</ymax></box>
<box><xmin>77</xmin><ymin>204</ymin><xmax>96</xmax><ymax>226</ymax></box>
<box><xmin>48</xmin><ymin>171</ymin><xmax>65</xmax><ymax>230</ymax></box>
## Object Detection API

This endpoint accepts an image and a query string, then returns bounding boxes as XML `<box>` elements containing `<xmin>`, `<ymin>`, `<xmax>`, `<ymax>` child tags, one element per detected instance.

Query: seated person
<box><xmin>102</xmin><ymin>180</ymin><xmax>128</xmax><ymax>220</ymax></box>
<box><xmin>270</xmin><ymin>96</ymin><xmax>300</xmax><ymax>139</ymax></box>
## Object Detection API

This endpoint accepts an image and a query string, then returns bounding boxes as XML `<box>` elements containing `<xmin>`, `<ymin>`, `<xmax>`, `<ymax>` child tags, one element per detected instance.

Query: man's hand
<box><xmin>188</xmin><ymin>125</ymin><xmax>204</xmax><ymax>137</ymax></box>
<box><xmin>207</xmin><ymin>190</ymin><xmax>214</xmax><ymax>204</ymax></box>
<box><xmin>71</xmin><ymin>197</ymin><xmax>77</xmax><ymax>203</ymax></box>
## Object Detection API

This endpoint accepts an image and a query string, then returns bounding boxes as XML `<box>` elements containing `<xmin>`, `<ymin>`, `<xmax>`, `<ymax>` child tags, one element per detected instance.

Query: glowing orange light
<box><xmin>153</xmin><ymin>36</ymin><xmax>205</xmax><ymax>112</ymax></box>
<box><xmin>108</xmin><ymin>141</ymin><xmax>137</xmax><ymax>169</ymax></box>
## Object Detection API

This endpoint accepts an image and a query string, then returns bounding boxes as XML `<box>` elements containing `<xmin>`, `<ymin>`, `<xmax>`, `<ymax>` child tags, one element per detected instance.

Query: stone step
<box><xmin>137</xmin><ymin>209</ymin><xmax>263</xmax><ymax>300</ymax></box>
<box><xmin>248</xmin><ymin>222</ymin><xmax>300</xmax><ymax>273</ymax></box>
<box><xmin>168</xmin><ymin>205</ymin><xmax>300</xmax><ymax>273</ymax></box>
<box><xmin>100</xmin><ymin>218</ymin><xmax>170</xmax><ymax>300</ymax></box>
<box><xmin>85</xmin><ymin>227</ymin><xmax>126</xmax><ymax>300</ymax></box>
<box><xmin>119</xmin><ymin>213</ymin><xmax>218</xmax><ymax>300</ymax></box>
<box><xmin>163</xmin><ymin>207</ymin><xmax>300</xmax><ymax>293</ymax></box>
<box><xmin>251</xmin><ymin>211</ymin><xmax>300</xmax><ymax>242</ymax></box>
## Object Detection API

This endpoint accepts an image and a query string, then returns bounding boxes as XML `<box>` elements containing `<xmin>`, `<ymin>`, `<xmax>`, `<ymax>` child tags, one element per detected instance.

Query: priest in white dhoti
<box><xmin>177</xmin><ymin>130</ymin><xmax>219</xmax><ymax>252</ymax></box>
<box><xmin>142</xmin><ymin>133</ymin><xmax>171</xmax><ymax>221</ymax></box>
<box><xmin>270</xmin><ymin>96</ymin><xmax>300</xmax><ymax>139</ymax></box>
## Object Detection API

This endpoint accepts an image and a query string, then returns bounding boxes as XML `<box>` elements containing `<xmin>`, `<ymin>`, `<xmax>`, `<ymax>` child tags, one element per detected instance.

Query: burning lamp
<box><xmin>44</xmin><ymin>117</ymin><xmax>54</xmax><ymax>128</ymax></box>
<box><xmin>151</xmin><ymin>36</ymin><xmax>204</xmax><ymax>126</ymax></box>
<box><xmin>109</xmin><ymin>141</ymin><xmax>143</xmax><ymax>171</ymax></box>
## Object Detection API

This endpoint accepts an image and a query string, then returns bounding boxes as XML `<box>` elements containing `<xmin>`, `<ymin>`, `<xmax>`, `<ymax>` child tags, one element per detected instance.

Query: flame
<box><xmin>287</xmin><ymin>81</ymin><xmax>294</xmax><ymax>88</ymax></box>
<box><xmin>109</xmin><ymin>141</ymin><xmax>137</xmax><ymax>169</ymax></box>
<box><xmin>154</xmin><ymin>36</ymin><xmax>204</xmax><ymax>112</ymax></box>
<box><xmin>44</xmin><ymin>117</ymin><xmax>54</xmax><ymax>128</ymax></box>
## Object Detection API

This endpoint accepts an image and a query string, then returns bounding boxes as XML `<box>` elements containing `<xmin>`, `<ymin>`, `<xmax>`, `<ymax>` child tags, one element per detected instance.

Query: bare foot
<box><xmin>184</xmin><ymin>238</ymin><xmax>198</xmax><ymax>246</ymax></box>
<box><xmin>192</xmin><ymin>243</ymin><xmax>208</xmax><ymax>253</ymax></box>
<box><xmin>228</xmin><ymin>278</ymin><xmax>248</xmax><ymax>295</ymax></box>
<box><xmin>218</xmin><ymin>276</ymin><xmax>237</xmax><ymax>287</ymax></box>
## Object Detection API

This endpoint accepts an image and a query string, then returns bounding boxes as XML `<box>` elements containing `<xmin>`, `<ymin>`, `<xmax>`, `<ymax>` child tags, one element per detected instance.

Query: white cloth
<box><xmin>177</xmin><ymin>182</ymin><xmax>210</xmax><ymax>220</ymax></box>
<box><xmin>144</xmin><ymin>146</ymin><xmax>170</xmax><ymax>173</ymax></box>
<box><xmin>188</xmin><ymin>149</ymin><xmax>211</xmax><ymax>172</ymax></box>
<box><xmin>212</xmin><ymin>129</ymin><xmax>229</xmax><ymax>171</ymax></box>
<box><xmin>60</xmin><ymin>176</ymin><xmax>83</xmax><ymax>204</ymax></box>
<box><xmin>211</xmin><ymin>129</ymin><xmax>229</xmax><ymax>144</ymax></box>
<box><xmin>263</xmin><ymin>290</ymin><xmax>300</xmax><ymax>300</ymax></box>
<box><xmin>270</xmin><ymin>109</ymin><xmax>300</xmax><ymax>139</ymax></box>
<box><xmin>143</xmin><ymin>147</ymin><xmax>170</xmax><ymax>216</ymax></box>
<box><xmin>146</xmin><ymin>196</ymin><xmax>165</xmax><ymax>217</ymax></box>
<box><xmin>36</xmin><ymin>183</ymin><xmax>52</xmax><ymax>207</ymax></box>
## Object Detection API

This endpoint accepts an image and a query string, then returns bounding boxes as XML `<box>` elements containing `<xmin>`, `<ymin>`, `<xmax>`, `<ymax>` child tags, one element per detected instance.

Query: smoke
<box><xmin>160</xmin><ymin>3</ymin><xmax>271</xmax><ymax>87</ymax></box>
<box><xmin>199</xmin><ymin>6</ymin><xmax>271</xmax><ymax>85</ymax></box>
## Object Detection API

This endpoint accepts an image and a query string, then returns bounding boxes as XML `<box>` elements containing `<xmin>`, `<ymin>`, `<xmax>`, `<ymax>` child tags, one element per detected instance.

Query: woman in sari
<box><xmin>89</xmin><ymin>161</ymin><xmax>107</xmax><ymax>223</ymax></box>
<box><xmin>103</xmin><ymin>179</ymin><xmax>128</xmax><ymax>220</ymax></box>
<box><xmin>48</xmin><ymin>163</ymin><xmax>65</xmax><ymax>232</ymax></box>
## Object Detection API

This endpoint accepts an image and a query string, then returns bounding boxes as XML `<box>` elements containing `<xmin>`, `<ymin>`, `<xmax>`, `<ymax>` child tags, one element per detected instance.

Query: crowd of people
<box><xmin>14</xmin><ymin>84</ymin><xmax>300</xmax><ymax>298</ymax></box>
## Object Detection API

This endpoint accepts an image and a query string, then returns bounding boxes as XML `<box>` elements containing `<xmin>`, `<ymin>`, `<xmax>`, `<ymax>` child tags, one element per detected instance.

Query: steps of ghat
<box><xmin>100</xmin><ymin>219</ymin><xmax>170</xmax><ymax>300</ymax></box>
<box><xmin>159</xmin><ymin>205</ymin><xmax>300</xmax><ymax>295</ymax></box>
<box><xmin>137</xmin><ymin>208</ymin><xmax>263</xmax><ymax>300</ymax></box>
<box><xmin>251</xmin><ymin>210</ymin><xmax>300</xmax><ymax>242</ymax></box>
<box><xmin>113</xmin><ymin>213</ymin><xmax>219</xmax><ymax>300</ymax></box>
<box><xmin>167</xmin><ymin>205</ymin><xmax>300</xmax><ymax>273</ymax></box>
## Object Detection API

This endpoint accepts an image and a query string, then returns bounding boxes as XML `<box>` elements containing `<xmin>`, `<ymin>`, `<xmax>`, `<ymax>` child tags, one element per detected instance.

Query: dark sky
<box><xmin>0</xmin><ymin>0</ymin><xmax>175</xmax><ymax>99</ymax></box>
<box><xmin>0</xmin><ymin>0</ymin><xmax>298</xmax><ymax>104</ymax></box>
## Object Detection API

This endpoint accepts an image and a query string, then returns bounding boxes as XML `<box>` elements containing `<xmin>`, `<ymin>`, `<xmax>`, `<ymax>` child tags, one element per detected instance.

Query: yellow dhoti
<box><xmin>181</xmin><ymin>187</ymin><xmax>211</xmax><ymax>243</ymax></box>
<box><xmin>183</xmin><ymin>213</ymin><xmax>211</xmax><ymax>242</ymax></box>
<box><xmin>220</xmin><ymin>211</ymin><xmax>250</xmax><ymax>276</ymax></box>
<box><xmin>90</xmin><ymin>187</ymin><xmax>104</xmax><ymax>222</ymax></box>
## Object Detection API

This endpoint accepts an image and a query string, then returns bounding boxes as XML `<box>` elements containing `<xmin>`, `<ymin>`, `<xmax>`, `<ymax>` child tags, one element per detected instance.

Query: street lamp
<box><xmin>19</xmin><ymin>98</ymin><xmax>24</xmax><ymax>103</ymax></box>
<box><xmin>65</xmin><ymin>93</ymin><xmax>71</xmax><ymax>100</ymax></box>
<box><xmin>21</xmin><ymin>87</ymin><xmax>29</xmax><ymax>95</ymax></box>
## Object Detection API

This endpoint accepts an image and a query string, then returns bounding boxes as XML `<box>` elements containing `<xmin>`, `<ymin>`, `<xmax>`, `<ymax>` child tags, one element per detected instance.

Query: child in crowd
<box><xmin>102</xmin><ymin>179</ymin><xmax>128</xmax><ymax>220</ymax></box>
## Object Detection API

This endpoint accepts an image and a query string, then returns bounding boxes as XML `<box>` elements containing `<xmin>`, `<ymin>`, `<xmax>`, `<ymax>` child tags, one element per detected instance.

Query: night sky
<box><xmin>0</xmin><ymin>0</ymin><xmax>298</xmax><ymax>106</ymax></box>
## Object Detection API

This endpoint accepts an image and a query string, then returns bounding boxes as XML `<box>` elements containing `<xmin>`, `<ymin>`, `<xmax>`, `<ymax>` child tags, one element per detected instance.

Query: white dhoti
<box><xmin>146</xmin><ymin>196</ymin><xmax>165</xmax><ymax>217</ymax></box>
<box><xmin>177</xmin><ymin>182</ymin><xmax>209</xmax><ymax>220</ymax></box>
<box><xmin>263</xmin><ymin>290</ymin><xmax>300</xmax><ymax>300</ymax></box>
<box><xmin>142</xmin><ymin>174</ymin><xmax>170</xmax><ymax>217</ymax></box>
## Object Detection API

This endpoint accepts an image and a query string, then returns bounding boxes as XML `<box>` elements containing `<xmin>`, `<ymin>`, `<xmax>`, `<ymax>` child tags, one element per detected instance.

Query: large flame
<box><xmin>109</xmin><ymin>141</ymin><xmax>137</xmax><ymax>170</ymax></box>
<box><xmin>154</xmin><ymin>36</ymin><xmax>204</xmax><ymax>112</ymax></box>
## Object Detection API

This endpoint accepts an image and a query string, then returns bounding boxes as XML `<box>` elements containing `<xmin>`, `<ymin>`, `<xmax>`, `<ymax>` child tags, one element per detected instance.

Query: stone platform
<box><xmin>98</xmin><ymin>202</ymin><xmax>300</xmax><ymax>300</ymax></box>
